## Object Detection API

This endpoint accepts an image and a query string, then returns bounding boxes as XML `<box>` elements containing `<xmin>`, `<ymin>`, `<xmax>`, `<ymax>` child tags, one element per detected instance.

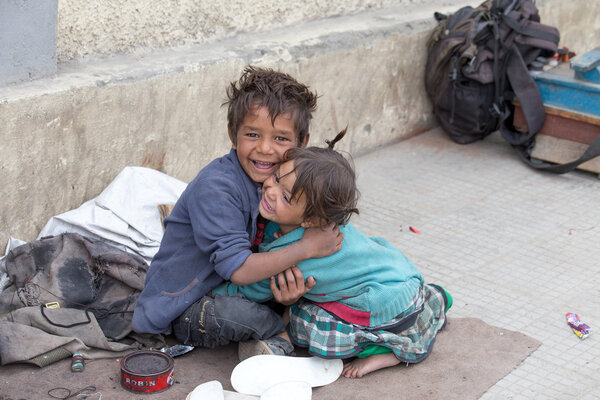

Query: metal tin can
<box><xmin>120</xmin><ymin>350</ymin><xmax>175</xmax><ymax>393</ymax></box>
<box><xmin>71</xmin><ymin>353</ymin><xmax>85</xmax><ymax>372</ymax></box>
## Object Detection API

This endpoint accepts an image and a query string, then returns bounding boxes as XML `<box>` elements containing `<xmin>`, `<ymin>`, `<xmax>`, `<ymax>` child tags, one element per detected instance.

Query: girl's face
<box><xmin>259</xmin><ymin>160</ymin><xmax>307</xmax><ymax>235</ymax></box>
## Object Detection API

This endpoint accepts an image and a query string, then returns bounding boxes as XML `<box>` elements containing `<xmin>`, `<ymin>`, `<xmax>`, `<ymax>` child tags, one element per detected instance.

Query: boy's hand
<box><xmin>271</xmin><ymin>265</ymin><xmax>316</xmax><ymax>306</ymax></box>
<box><xmin>302</xmin><ymin>223</ymin><xmax>343</xmax><ymax>258</ymax></box>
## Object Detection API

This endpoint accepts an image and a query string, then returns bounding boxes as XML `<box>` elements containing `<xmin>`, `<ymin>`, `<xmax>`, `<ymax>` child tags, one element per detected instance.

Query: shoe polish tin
<box><xmin>120</xmin><ymin>350</ymin><xmax>175</xmax><ymax>393</ymax></box>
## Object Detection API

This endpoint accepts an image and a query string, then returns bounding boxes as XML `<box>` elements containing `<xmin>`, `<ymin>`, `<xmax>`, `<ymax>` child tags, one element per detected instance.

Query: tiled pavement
<box><xmin>351</xmin><ymin>128</ymin><xmax>600</xmax><ymax>399</ymax></box>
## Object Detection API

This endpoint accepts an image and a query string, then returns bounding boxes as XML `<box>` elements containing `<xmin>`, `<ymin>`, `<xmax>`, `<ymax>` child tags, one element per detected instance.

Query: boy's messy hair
<box><xmin>283</xmin><ymin>128</ymin><xmax>359</xmax><ymax>226</ymax></box>
<box><xmin>223</xmin><ymin>66</ymin><xmax>317</xmax><ymax>146</ymax></box>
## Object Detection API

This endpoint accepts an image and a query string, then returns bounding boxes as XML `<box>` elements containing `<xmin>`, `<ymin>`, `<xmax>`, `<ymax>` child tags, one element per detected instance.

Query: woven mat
<box><xmin>0</xmin><ymin>317</ymin><xmax>540</xmax><ymax>399</ymax></box>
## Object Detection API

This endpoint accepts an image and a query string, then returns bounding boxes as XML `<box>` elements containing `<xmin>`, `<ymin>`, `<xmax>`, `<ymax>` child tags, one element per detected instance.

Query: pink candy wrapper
<box><xmin>566</xmin><ymin>313</ymin><xmax>591</xmax><ymax>339</ymax></box>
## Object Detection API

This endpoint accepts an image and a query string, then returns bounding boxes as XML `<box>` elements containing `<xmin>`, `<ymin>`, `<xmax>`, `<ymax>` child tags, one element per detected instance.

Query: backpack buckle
<box><xmin>490</xmin><ymin>103</ymin><xmax>501</xmax><ymax>118</ymax></box>
<box><xmin>44</xmin><ymin>301</ymin><xmax>61</xmax><ymax>309</ymax></box>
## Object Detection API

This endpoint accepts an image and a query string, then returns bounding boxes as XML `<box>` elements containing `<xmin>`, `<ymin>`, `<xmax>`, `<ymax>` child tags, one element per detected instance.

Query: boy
<box><xmin>132</xmin><ymin>66</ymin><xmax>342</xmax><ymax>352</ymax></box>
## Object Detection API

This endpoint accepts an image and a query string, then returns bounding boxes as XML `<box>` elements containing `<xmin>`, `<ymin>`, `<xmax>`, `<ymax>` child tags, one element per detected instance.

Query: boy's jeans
<box><xmin>172</xmin><ymin>294</ymin><xmax>285</xmax><ymax>348</ymax></box>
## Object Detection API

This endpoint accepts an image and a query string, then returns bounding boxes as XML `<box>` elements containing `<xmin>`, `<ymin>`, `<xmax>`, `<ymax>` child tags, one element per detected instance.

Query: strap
<box><xmin>500</xmin><ymin>44</ymin><xmax>600</xmax><ymax>174</ymax></box>
<box><xmin>40</xmin><ymin>305</ymin><xmax>92</xmax><ymax>328</ymax></box>
<box><xmin>501</xmin><ymin>44</ymin><xmax>544</xmax><ymax>145</ymax></box>
<box><xmin>501</xmin><ymin>13</ymin><xmax>559</xmax><ymax>43</ymax></box>
<box><xmin>512</xmin><ymin>133</ymin><xmax>600</xmax><ymax>174</ymax></box>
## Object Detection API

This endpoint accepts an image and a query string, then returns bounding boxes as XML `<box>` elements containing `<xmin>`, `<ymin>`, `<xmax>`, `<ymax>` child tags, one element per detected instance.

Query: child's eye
<box><xmin>275</xmin><ymin>136</ymin><xmax>290</xmax><ymax>142</ymax></box>
<box><xmin>246</xmin><ymin>132</ymin><xmax>259</xmax><ymax>138</ymax></box>
<box><xmin>282</xmin><ymin>193</ymin><xmax>290</xmax><ymax>203</ymax></box>
<box><xmin>273</xmin><ymin>173</ymin><xmax>279</xmax><ymax>183</ymax></box>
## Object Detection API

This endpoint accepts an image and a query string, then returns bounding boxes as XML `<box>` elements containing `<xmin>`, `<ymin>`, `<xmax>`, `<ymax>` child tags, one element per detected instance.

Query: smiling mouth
<box><xmin>262</xmin><ymin>197</ymin><xmax>274</xmax><ymax>213</ymax></box>
<box><xmin>252</xmin><ymin>160</ymin><xmax>276</xmax><ymax>170</ymax></box>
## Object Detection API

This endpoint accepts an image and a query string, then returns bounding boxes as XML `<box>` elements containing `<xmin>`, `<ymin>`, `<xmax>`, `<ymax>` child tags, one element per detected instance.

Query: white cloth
<box><xmin>38</xmin><ymin>166</ymin><xmax>187</xmax><ymax>265</ymax></box>
<box><xmin>0</xmin><ymin>237</ymin><xmax>26</xmax><ymax>294</ymax></box>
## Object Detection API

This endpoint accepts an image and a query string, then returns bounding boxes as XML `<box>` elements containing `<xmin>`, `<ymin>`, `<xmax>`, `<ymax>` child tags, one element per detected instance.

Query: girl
<box><xmin>213</xmin><ymin>129</ymin><xmax>451</xmax><ymax>378</ymax></box>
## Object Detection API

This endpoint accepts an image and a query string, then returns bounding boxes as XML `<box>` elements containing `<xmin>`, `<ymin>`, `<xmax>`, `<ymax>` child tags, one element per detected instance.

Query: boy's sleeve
<box><xmin>212</xmin><ymin>278</ymin><xmax>274</xmax><ymax>302</ymax></box>
<box><xmin>186</xmin><ymin>176</ymin><xmax>253</xmax><ymax>280</ymax></box>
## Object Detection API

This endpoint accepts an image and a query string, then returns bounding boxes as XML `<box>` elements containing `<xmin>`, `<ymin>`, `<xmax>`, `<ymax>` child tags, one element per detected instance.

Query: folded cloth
<box><xmin>38</xmin><ymin>166</ymin><xmax>187</xmax><ymax>264</ymax></box>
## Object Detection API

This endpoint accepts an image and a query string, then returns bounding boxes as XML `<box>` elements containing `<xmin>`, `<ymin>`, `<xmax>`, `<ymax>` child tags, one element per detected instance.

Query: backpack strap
<box><xmin>501</xmin><ymin>13</ymin><xmax>560</xmax><ymax>43</ymax></box>
<box><xmin>511</xmin><ymin>134</ymin><xmax>600</xmax><ymax>174</ymax></box>
<box><xmin>493</xmin><ymin>2</ymin><xmax>589</xmax><ymax>173</ymax></box>
<box><xmin>500</xmin><ymin>44</ymin><xmax>545</xmax><ymax>145</ymax></box>
<box><xmin>502</xmin><ymin>14</ymin><xmax>560</xmax><ymax>43</ymax></box>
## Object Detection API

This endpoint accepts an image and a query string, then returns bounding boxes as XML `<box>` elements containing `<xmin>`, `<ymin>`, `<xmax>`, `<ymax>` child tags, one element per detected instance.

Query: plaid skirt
<box><xmin>287</xmin><ymin>284</ymin><xmax>448</xmax><ymax>363</ymax></box>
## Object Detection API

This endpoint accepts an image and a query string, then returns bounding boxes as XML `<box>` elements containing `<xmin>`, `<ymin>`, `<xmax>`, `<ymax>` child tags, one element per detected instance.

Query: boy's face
<box><xmin>259</xmin><ymin>160</ymin><xmax>307</xmax><ymax>235</ymax></box>
<box><xmin>230</xmin><ymin>106</ymin><xmax>308</xmax><ymax>184</ymax></box>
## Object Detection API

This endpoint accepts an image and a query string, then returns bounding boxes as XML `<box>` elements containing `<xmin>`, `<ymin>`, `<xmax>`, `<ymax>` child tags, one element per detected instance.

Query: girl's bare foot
<box><xmin>342</xmin><ymin>353</ymin><xmax>400</xmax><ymax>378</ymax></box>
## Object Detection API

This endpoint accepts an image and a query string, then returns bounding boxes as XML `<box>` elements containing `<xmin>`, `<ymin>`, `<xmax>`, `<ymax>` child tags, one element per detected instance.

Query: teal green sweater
<box><xmin>212</xmin><ymin>222</ymin><xmax>424</xmax><ymax>327</ymax></box>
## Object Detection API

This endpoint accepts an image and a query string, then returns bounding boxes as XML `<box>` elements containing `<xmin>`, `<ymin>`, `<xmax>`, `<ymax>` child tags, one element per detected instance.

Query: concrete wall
<box><xmin>56</xmin><ymin>0</ymin><xmax>410</xmax><ymax>62</ymax></box>
<box><xmin>0</xmin><ymin>0</ymin><xmax>57</xmax><ymax>86</ymax></box>
<box><xmin>1</xmin><ymin>0</ymin><xmax>599</xmax><ymax>250</ymax></box>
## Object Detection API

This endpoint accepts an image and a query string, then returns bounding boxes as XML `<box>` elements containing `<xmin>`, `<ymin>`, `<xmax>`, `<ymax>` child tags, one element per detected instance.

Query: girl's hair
<box><xmin>283</xmin><ymin>128</ymin><xmax>359</xmax><ymax>226</ymax></box>
<box><xmin>223</xmin><ymin>66</ymin><xmax>317</xmax><ymax>146</ymax></box>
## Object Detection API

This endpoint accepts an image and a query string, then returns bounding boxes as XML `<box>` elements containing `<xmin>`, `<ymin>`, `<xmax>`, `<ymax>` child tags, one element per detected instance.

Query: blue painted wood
<box><xmin>571</xmin><ymin>46</ymin><xmax>600</xmax><ymax>83</ymax></box>
<box><xmin>531</xmin><ymin>47</ymin><xmax>600</xmax><ymax>117</ymax></box>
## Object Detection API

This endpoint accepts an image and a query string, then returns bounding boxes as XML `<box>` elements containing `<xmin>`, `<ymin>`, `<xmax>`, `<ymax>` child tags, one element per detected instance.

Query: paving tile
<box><xmin>353</xmin><ymin>128</ymin><xmax>600</xmax><ymax>398</ymax></box>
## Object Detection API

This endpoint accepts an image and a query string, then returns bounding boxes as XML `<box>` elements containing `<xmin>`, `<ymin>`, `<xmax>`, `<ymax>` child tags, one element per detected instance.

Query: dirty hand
<box><xmin>271</xmin><ymin>265</ymin><xmax>316</xmax><ymax>306</ymax></box>
<box><xmin>301</xmin><ymin>222</ymin><xmax>344</xmax><ymax>258</ymax></box>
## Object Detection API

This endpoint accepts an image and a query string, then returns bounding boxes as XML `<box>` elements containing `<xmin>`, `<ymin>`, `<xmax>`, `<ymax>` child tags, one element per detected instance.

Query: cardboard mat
<box><xmin>0</xmin><ymin>317</ymin><xmax>540</xmax><ymax>399</ymax></box>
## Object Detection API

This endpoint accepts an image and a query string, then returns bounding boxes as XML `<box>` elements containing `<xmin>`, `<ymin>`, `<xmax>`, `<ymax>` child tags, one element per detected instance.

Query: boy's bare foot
<box><xmin>342</xmin><ymin>353</ymin><xmax>400</xmax><ymax>378</ymax></box>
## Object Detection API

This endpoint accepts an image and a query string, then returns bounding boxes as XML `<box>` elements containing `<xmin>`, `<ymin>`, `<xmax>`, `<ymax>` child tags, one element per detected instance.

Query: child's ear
<box><xmin>299</xmin><ymin>133</ymin><xmax>310</xmax><ymax>148</ymax></box>
<box><xmin>300</xmin><ymin>220</ymin><xmax>312</xmax><ymax>229</ymax></box>
<box><xmin>301</xmin><ymin>216</ymin><xmax>326</xmax><ymax>229</ymax></box>
<box><xmin>228</xmin><ymin>128</ymin><xmax>237</xmax><ymax>150</ymax></box>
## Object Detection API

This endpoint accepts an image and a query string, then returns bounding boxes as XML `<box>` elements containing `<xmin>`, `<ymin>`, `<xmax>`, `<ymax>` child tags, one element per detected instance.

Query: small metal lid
<box><xmin>120</xmin><ymin>350</ymin><xmax>174</xmax><ymax>376</ymax></box>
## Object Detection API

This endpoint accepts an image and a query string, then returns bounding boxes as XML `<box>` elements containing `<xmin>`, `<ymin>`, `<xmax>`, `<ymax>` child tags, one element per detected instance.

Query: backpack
<box><xmin>424</xmin><ymin>0</ymin><xmax>600</xmax><ymax>173</ymax></box>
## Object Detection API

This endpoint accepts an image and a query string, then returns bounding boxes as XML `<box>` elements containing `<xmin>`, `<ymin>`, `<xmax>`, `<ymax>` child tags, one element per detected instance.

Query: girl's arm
<box><xmin>229</xmin><ymin>223</ymin><xmax>342</xmax><ymax>286</ymax></box>
<box><xmin>213</xmin><ymin>265</ymin><xmax>316</xmax><ymax>303</ymax></box>
<box><xmin>270</xmin><ymin>266</ymin><xmax>317</xmax><ymax>306</ymax></box>
<box><xmin>213</xmin><ymin>275</ymin><xmax>272</xmax><ymax>302</ymax></box>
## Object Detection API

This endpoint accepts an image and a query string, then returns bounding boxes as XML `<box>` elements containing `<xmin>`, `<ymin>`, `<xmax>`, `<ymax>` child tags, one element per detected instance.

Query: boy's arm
<box><xmin>229</xmin><ymin>223</ymin><xmax>343</xmax><ymax>286</ymax></box>
<box><xmin>185</xmin><ymin>174</ymin><xmax>264</xmax><ymax>282</ymax></box>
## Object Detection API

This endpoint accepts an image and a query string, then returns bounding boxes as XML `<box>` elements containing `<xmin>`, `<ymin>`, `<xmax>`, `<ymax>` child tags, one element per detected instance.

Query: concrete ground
<box><xmin>351</xmin><ymin>128</ymin><xmax>600</xmax><ymax>399</ymax></box>
<box><xmin>1</xmin><ymin>127</ymin><xmax>599</xmax><ymax>399</ymax></box>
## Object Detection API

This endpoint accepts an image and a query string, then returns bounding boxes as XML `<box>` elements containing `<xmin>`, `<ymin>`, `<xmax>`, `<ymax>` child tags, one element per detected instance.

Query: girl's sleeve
<box><xmin>211</xmin><ymin>278</ymin><xmax>274</xmax><ymax>302</ymax></box>
<box><xmin>261</xmin><ymin>221</ymin><xmax>280</xmax><ymax>245</ymax></box>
